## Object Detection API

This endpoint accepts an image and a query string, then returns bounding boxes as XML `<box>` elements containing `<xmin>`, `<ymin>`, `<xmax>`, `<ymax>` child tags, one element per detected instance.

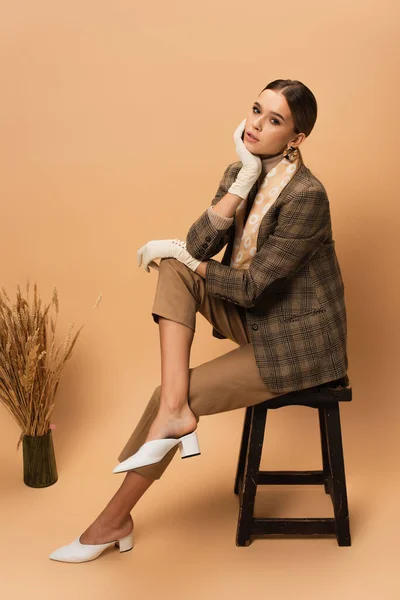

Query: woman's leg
<box><xmin>142</xmin><ymin>255</ymin><xmax>252</xmax><ymax>443</ymax></box>
<box><xmin>80</xmin><ymin>257</ymin><xmax>283</xmax><ymax>544</ymax></box>
<box><xmin>143</xmin><ymin>316</ymin><xmax>198</xmax><ymax>443</ymax></box>
<box><xmin>79</xmin><ymin>260</ymin><xmax>206</xmax><ymax>544</ymax></box>
<box><xmin>116</xmin><ymin>258</ymin><xmax>286</xmax><ymax>480</ymax></box>
<box><xmin>79</xmin><ymin>472</ymin><xmax>152</xmax><ymax>544</ymax></box>
<box><xmin>80</xmin><ymin>314</ymin><xmax>198</xmax><ymax>544</ymax></box>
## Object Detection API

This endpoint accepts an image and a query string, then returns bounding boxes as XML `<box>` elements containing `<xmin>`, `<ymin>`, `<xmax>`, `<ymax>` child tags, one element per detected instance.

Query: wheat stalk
<box><xmin>0</xmin><ymin>279</ymin><xmax>102</xmax><ymax>451</ymax></box>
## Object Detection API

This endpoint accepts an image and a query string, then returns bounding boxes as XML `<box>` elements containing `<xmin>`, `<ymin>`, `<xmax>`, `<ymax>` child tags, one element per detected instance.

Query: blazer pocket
<box><xmin>278</xmin><ymin>306</ymin><xmax>326</xmax><ymax>323</ymax></box>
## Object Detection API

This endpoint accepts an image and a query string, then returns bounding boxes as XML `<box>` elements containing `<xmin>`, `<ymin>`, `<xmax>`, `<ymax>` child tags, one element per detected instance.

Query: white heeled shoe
<box><xmin>113</xmin><ymin>430</ymin><xmax>200</xmax><ymax>474</ymax></box>
<box><xmin>49</xmin><ymin>529</ymin><xmax>134</xmax><ymax>563</ymax></box>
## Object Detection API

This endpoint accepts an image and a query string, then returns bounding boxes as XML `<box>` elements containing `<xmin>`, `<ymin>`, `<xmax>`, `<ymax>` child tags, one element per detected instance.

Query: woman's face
<box><xmin>244</xmin><ymin>89</ymin><xmax>306</xmax><ymax>158</ymax></box>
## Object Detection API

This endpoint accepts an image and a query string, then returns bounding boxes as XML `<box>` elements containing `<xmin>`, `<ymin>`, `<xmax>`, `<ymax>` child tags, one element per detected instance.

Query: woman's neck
<box><xmin>260</xmin><ymin>151</ymin><xmax>285</xmax><ymax>174</ymax></box>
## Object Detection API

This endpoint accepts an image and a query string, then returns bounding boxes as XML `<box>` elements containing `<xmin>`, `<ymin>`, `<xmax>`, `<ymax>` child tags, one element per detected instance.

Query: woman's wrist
<box><xmin>212</xmin><ymin>192</ymin><xmax>244</xmax><ymax>218</ymax></box>
<box><xmin>208</xmin><ymin>206</ymin><xmax>234</xmax><ymax>229</ymax></box>
<box><xmin>195</xmin><ymin>261</ymin><xmax>208</xmax><ymax>278</ymax></box>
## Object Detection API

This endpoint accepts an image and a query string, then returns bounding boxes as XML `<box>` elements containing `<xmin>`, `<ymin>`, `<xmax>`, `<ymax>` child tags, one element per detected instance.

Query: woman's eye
<box><xmin>252</xmin><ymin>107</ymin><xmax>280</xmax><ymax>125</ymax></box>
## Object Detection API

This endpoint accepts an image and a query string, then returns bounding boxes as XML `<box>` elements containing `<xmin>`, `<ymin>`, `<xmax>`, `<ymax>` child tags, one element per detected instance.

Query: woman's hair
<box><xmin>260</xmin><ymin>80</ymin><xmax>317</xmax><ymax>138</ymax></box>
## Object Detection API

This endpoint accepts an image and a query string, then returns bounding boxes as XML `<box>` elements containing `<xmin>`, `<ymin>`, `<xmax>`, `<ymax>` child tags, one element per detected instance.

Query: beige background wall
<box><xmin>0</xmin><ymin>1</ymin><xmax>398</xmax><ymax>598</ymax></box>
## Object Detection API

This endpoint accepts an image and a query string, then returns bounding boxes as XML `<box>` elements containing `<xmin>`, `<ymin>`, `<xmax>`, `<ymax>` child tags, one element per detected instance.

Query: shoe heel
<box><xmin>179</xmin><ymin>431</ymin><xmax>201</xmax><ymax>459</ymax></box>
<box><xmin>115</xmin><ymin>530</ymin><xmax>134</xmax><ymax>553</ymax></box>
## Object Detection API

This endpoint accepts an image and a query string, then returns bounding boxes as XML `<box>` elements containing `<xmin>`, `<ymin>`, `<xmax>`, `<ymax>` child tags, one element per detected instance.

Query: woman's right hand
<box><xmin>228</xmin><ymin>118</ymin><xmax>262</xmax><ymax>200</ymax></box>
<box><xmin>137</xmin><ymin>238</ymin><xmax>201</xmax><ymax>273</ymax></box>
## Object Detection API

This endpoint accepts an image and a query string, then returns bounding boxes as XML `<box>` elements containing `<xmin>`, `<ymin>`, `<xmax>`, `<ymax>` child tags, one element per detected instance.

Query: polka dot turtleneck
<box><xmin>260</xmin><ymin>151</ymin><xmax>285</xmax><ymax>177</ymax></box>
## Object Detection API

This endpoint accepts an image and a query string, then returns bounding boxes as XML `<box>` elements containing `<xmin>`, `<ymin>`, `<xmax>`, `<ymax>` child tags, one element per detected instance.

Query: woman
<box><xmin>49</xmin><ymin>79</ymin><xmax>348</xmax><ymax>562</ymax></box>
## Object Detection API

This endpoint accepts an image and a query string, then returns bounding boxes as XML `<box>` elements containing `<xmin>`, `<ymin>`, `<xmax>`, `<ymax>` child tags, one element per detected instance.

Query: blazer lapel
<box><xmin>222</xmin><ymin>163</ymin><xmax>308</xmax><ymax>265</ymax></box>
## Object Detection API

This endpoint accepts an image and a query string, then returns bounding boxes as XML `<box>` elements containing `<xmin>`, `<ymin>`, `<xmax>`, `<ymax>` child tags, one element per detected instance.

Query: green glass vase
<box><xmin>22</xmin><ymin>429</ymin><xmax>58</xmax><ymax>487</ymax></box>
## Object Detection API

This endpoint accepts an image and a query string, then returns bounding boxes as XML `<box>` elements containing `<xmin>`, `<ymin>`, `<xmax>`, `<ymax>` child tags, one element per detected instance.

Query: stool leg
<box><xmin>325</xmin><ymin>403</ymin><xmax>351</xmax><ymax>546</ymax></box>
<box><xmin>234</xmin><ymin>407</ymin><xmax>252</xmax><ymax>495</ymax></box>
<box><xmin>236</xmin><ymin>403</ymin><xmax>267</xmax><ymax>546</ymax></box>
<box><xmin>318</xmin><ymin>407</ymin><xmax>331</xmax><ymax>494</ymax></box>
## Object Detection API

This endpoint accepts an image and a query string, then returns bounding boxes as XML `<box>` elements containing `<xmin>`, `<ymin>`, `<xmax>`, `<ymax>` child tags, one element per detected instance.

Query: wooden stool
<box><xmin>234</xmin><ymin>374</ymin><xmax>352</xmax><ymax>546</ymax></box>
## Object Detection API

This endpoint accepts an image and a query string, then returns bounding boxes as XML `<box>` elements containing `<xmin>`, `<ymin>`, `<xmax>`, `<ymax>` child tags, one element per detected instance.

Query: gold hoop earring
<box><xmin>283</xmin><ymin>145</ymin><xmax>299</xmax><ymax>162</ymax></box>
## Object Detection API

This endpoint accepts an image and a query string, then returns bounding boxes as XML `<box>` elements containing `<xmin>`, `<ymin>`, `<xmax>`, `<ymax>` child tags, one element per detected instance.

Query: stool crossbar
<box><xmin>234</xmin><ymin>375</ymin><xmax>352</xmax><ymax>547</ymax></box>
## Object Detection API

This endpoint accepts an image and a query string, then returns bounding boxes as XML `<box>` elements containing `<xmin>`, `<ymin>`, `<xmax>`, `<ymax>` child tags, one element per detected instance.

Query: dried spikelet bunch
<box><xmin>0</xmin><ymin>279</ymin><xmax>102</xmax><ymax>451</ymax></box>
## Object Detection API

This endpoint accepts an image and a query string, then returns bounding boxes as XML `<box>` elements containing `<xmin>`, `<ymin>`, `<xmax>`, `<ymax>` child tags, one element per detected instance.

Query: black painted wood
<box><xmin>234</xmin><ymin>375</ymin><xmax>352</xmax><ymax>546</ymax></box>
<box><xmin>258</xmin><ymin>470</ymin><xmax>325</xmax><ymax>485</ymax></box>
<box><xmin>319</xmin><ymin>407</ymin><xmax>331</xmax><ymax>494</ymax></box>
<box><xmin>234</xmin><ymin>404</ymin><xmax>252</xmax><ymax>495</ymax></box>
<box><xmin>236</xmin><ymin>403</ymin><xmax>268</xmax><ymax>546</ymax></box>
<box><xmin>252</xmin><ymin>518</ymin><xmax>336</xmax><ymax>536</ymax></box>
<box><xmin>324</xmin><ymin>403</ymin><xmax>351</xmax><ymax>546</ymax></box>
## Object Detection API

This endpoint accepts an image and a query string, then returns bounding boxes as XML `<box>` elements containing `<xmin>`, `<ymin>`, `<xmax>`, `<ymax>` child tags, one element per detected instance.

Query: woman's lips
<box><xmin>246</xmin><ymin>131</ymin><xmax>259</xmax><ymax>142</ymax></box>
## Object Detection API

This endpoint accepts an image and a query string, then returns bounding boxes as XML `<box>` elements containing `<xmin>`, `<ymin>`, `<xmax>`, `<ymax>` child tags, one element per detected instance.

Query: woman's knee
<box><xmin>159</xmin><ymin>257</ymin><xmax>180</xmax><ymax>270</ymax></box>
<box><xmin>159</xmin><ymin>257</ymin><xmax>195</xmax><ymax>278</ymax></box>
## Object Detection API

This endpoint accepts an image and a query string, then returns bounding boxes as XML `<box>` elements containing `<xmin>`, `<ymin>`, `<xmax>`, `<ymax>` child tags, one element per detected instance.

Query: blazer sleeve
<box><xmin>185</xmin><ymin>162</ymin><xmax>239</xmax><ymax>260</ymax></box>
<box><xmin>204</xmin><ymin>185</ymin><xmax>331</xmax><ymax>308</ymax></box>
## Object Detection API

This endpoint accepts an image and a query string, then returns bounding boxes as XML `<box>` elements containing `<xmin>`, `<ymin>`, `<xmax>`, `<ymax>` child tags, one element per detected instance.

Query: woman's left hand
<box><xmin>228</xmin><ymin>118</ymin><xmax>262</xmax><ymax>200</ymax></box>
<box><xmin>137</xmin><ymin>238</ymin><xmax>201</xmax><ymax>273</ymax></box>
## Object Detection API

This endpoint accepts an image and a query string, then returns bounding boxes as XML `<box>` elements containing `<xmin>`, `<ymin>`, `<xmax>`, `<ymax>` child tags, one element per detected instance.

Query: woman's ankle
<box><xmin>158</xmin><ymin>398</ymin><xmax>194</xmax><ymax>416</ymax></box>
<box><xmin>97</xmin><ymin>512</ymin><xmax>133</xmax><ymax>531</ymax></box>
<box><xmin>159</xmin><ymin>400</ymin><xmax>187</xmax><ymax>414</ymax></box>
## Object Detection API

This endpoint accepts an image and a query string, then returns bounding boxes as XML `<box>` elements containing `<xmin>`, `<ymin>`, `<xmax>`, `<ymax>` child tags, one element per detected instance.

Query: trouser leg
<box><xmin>116</xmin><ymin>258</ymin><xmax>286</xmax><ymax>480</ymax></box>
<box><xmin>150</xmin><ymin>257</ymin><xmax>250</xmax><ymax>345</ymax></box>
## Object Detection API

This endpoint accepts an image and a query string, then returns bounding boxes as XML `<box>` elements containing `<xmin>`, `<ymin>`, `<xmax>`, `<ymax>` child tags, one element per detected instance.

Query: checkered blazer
<box><xmin>186</xmin><ymin>161</ymin><xmax>349</xmax><ymax>394</ymax></box>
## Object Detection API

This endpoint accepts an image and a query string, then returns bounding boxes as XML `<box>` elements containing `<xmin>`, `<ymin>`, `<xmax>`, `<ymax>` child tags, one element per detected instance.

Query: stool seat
<box><xmin>263</xmin><ymin>375</ymin><xmax>351</xmax><ymax>408</ymax></box>
<box><xmin>234</xmin><ymin>374</ymin><xmax>352</xmax><ymax>547</ymax></box>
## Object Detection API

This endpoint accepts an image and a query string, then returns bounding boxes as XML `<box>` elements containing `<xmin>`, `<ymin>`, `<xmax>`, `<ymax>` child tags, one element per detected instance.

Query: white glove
<box><xmin>137</xmin><ymin>238</ymin><xmax>201</xmax><ymax>273</ymax></box>
<box><xmin>228</xmin><ymin>118</ymin><xmax>262</xmax><ymax>200</ymax></box>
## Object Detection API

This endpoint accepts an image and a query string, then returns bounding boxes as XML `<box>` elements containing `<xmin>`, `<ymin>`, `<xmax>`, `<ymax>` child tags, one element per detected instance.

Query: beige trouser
<box><xmin>116</xmin><ymin>257</ymin><xmax>286</xmax><ymax>481</ymax></box>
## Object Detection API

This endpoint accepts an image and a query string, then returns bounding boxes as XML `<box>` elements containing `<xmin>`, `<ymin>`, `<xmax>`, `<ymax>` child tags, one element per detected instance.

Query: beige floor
<box><xmin>0</xmin><ymin>351</ymin><xmax>398</xmax><ymax>600</ymax></box>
